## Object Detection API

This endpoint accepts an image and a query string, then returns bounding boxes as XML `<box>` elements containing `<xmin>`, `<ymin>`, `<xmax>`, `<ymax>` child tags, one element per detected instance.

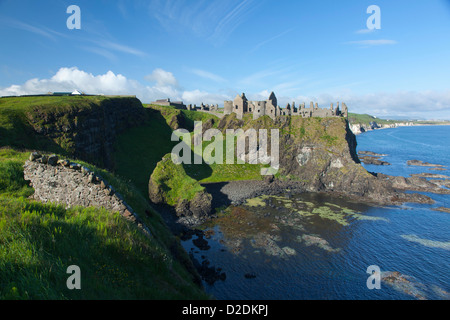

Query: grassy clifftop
<box><xmin>0</xmin><ymin>95</ymin><xmax>146</xmax><ymax>168</ymax></box>
<box><xmin>0</xmin><ymin>96</ymin><xmax>105</xmax><ymax>152</ymax></box>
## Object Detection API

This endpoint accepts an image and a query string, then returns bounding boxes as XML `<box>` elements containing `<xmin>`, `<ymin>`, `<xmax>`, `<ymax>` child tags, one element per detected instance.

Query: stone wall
<box><xmin>23</xmin><ymin>152</ymin><xmax>152</xmax><ymax>238</ymax></box>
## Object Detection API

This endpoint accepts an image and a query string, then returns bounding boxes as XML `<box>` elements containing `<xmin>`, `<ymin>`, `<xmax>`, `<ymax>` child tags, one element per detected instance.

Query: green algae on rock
<box><xmin>245</xmin><ymin>196</ymin><xmax>267</xmax><ymax>207</ymax></box>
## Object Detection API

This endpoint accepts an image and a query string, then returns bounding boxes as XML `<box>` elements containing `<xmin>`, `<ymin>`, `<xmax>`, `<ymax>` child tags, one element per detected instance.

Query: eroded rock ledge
<box><xmin>24</xmin><ymin>152</ymin><xmax>152</xmax><ymax>238</ymax></box>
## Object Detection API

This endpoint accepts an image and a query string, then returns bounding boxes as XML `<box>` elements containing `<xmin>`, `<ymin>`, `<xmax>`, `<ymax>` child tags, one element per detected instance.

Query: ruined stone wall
<box><xmin>23</xmin><ymin>152</ymin><xmax>152</xmax><ymax>238</ymax></box>
<box><xmin>223</xmin><ymin>101</ymin><xmax>233</xmax><ymax>115</ymax></box>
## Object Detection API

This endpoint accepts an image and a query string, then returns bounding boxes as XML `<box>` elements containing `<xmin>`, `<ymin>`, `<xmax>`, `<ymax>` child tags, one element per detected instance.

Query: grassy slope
<box><xmin>114</xmin><ymin>105</ymin><xmax>264</xmax><ymax>199</ymax></box>
<box><xmin>0</xmin><ymin>97</ymin><xmax>208</xmax><ymax>300</ymax></box>
<box><xmin>0</xmin><ymin>148</ymin><xmax>208</xmax><ymax>300</ymax></box>
<box><xmin>347</xmin><ymin>113</ymin><xmax>398</xmax><ymax>126</ymax></box>
<box><xmin>150</xmin><ymin>154</ymin><xmax>206</xmax><ymax>206</ymax></box>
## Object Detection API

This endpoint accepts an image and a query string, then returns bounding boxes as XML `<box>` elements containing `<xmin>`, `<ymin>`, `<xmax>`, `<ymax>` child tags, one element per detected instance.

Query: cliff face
<box><xmin>350</xmin><ymin>121</ymin><xmax>414</xmax><ymax>135</ymax></box>
<box><xmin>218</xmin><ymin>115</ymin><xmax>394</xmax><ymax>202</ymax></box>
<box><xmin>148</xmin><ymin>113</ymin><xmax>432</xmax><ymax>223</ymax></box>
<box><xmin>244</xmin><ymin>116</ymin><xmax>431</xmax><ymax>204</ymax></box>
<box><xmin>25</xmin><ymin>97</ymin><xmax>147</xmax><ymax>168</ymax></box>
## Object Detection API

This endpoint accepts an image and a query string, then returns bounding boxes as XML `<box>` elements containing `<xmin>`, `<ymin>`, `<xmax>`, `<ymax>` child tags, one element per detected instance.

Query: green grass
<box><xmin>0</xmin><ymin>96</ymin><xmax>108</xmax><ymax>153</ymax></box>
<box><xmin>113</xmin><ymin>109</ymin><xmax>176</xmax><ymax>197</ymax></box>
<box><xmin>117</xmin><ymin>105</ymin><xmax>265</xmax><ymax>197</ymax></box>
<box><xmin>348</xmin><ymin>113</ymin><xmax>400</xmax><ymax>126</ymax></box>
<box><xmin>320</xmin><ymin>134</ymin><xmax>339</xmax><ymax>147</ymax></box>
<box><xmin>0</xmin><ymin>148</ymin><xmax>208</xmax><ymax>300</ymax></box>
<box><xmin>150</xmin><ymin>154</ymin><xmax>205</xmax><ymax>206</ymax></box>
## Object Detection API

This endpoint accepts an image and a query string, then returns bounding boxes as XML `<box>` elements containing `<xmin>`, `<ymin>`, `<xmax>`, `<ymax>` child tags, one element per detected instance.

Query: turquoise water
<box><xmin>182</xmin><ymin>125</ymin><xmax>450</xmax><ymax>300</ymax></box>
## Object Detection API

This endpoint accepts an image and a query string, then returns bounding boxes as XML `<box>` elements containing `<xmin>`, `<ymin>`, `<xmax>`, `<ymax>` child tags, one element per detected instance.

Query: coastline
<box><xmin>350</xmin><ymin>122</ymin><xmax>450</xmax><ymax>135</ymax></box>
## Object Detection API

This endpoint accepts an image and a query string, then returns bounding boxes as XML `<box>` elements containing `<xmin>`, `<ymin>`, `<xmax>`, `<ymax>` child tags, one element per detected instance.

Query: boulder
<box><xmin>175</xmin><ymin>191</ymin><xmax>212</xmax><ymax>220</ymax></box>
<box><xmin>58</xmin><ymin>159</ymin><xmax>71</xmax><ymax>167</ymax></box>
<box><xmin>38</xmin><ymin>155</ymin><xmax>49</xmax><ymax>164</ymax></box>
<box><xmin>47</xmin><ymin>155</ymin><xmax>59</xmax><ymax>166</ymax></box>
<box><xmin>29</xmin><ymin>152</ymin><xmax>42</xmax><ymax>161</ymax></box>
<box><xmin>69</xmin><ymin>163</ymin><xmax>81</xmax><ymax>170</ymax></box>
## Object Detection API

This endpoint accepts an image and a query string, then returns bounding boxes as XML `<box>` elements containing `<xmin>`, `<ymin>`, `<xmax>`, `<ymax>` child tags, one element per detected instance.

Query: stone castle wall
<box><xmin>23</xmin><ymin>152</ymin><xmax>152</xmax><ymax>238</ymax></box>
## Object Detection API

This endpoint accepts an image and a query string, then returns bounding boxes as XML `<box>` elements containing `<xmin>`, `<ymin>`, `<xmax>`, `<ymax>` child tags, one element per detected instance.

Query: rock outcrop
<box><xmin>219</xmin><ymin>115</ymin><xmax>432</xmax><ymax>205</ymax></box>
<box><xmin>148</xmin><ymin>154</ymin><xmax>213</xmax><ymax>226</ymax></box>
<box><xmin>175</xmin><ymin>191</ymin><xmax>213</xmax><ymax>222</ymax></box>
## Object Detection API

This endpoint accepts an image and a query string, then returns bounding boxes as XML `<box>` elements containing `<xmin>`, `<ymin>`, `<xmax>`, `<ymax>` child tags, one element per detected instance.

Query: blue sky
<box><xmin>1</xmin><ymin>0</ymin><xmax>450</xmax><ymax>119</ymax></box>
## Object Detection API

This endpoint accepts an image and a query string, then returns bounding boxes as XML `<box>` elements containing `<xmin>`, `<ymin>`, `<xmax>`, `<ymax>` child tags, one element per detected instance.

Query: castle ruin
<box><xmin>151</xmin><ymin>91</ymin><xmax>348</xmax><ymax>120</ymax></box>
<box><xmin>224</xmin><ymin>92</ymin><xmax>348</xmax><ymax>120</ymax></box>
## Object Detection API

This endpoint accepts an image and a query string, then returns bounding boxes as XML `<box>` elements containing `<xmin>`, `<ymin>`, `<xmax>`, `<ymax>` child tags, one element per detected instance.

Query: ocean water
<box><xmin>182</xmin><ymin>125</ymin><xmax>450</xmax><ymax>300</ymax></box>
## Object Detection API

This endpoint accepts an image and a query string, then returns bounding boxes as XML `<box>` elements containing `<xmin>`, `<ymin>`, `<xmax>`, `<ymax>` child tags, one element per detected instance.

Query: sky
<box><xmin>1</xmin><ymin>0</ymin><xmax>450</xmax><ymax>120</ymax></box>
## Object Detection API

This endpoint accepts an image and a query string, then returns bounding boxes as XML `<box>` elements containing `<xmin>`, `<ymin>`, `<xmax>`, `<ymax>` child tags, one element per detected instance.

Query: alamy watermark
<box><xmin>67</xmin><ymin>5</ymin><xmax>81</xmax><ymax>30</ymax></box>
<box><xmin>366</xmin><ymin>5</ymin><xmax>381</xmax><ymax>30</ymax></box>
<box><xmin>366</xmin><ymin>265</ymin><xmax>381</xmax><ymax>290</ymax></box>
<box><xmin>171</xmin><ymin>121</ymin><xmax>279</xmax><ymax>176</ymax></box>
<box><xmin>66</xmin><ymin>265</ymin><xmax>81</xmax><ymax>290</ymax></box>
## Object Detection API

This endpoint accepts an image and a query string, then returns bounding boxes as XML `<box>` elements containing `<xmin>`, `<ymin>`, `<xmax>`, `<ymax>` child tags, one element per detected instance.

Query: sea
<box><xmin>181</xmin><ymin>125</ymin><xmax>450</xmax><ymax>300</ymax></box>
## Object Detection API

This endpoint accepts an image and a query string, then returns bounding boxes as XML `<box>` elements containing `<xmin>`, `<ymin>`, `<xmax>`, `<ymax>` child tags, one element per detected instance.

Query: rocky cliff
<box><xmin>148</xmin><ymin>113</ymin><xmax>433</xmax><ymax>226</ymax></box>
<box><xmin>350</xmin><ymin>121</ymin><xmax>414</xmax><ymax>135</ymax></box>
<box><xmin>25</xmin><ymin>97</ymin><xmax>147</xmax><ymax>168</ymax></box>
<box><xmin>219</xmin><ymin>115</ymin><xmax>429</xmax><ymax>204</ymax></box>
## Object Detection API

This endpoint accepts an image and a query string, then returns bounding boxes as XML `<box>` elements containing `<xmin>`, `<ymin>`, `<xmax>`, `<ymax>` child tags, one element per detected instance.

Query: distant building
<box><xmin>50</xmin><ymin>90</ymin><xmax>84</xmax><ymax>96</ymax></box>
<box><xmin>151</xmin><ymin>98</ymin><xmax>186</xmax><ymax>110</ymax></box>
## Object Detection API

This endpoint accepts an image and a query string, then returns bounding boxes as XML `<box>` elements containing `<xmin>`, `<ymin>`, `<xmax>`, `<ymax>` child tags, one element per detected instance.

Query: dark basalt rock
<box><xmin>379</xmin><ymin>173</ymin><xmax>450</xmax><ymax>195</ymax></box>
<box><xmin>193</xmin><ymin>235</ymin><xmax>211</xmax><ymax>251</ymax></box>
<box><xmin>189</xmin><ymin>253</ymin><xmax>226</xmax><ymax>285</ymax></box>
<box><xmin>359</xmin><ymin>155</ymin><xmax>391</xmax><ymax>166</ymax></box>
<box><xmin>175</xmin><ymin>191</ymin><xmax>213</xmax><ymax>221</ymax></box>
<box><xmin>407</xmin><ymin>160</ymin><xmax>446</xmax><ymax>168</ymax></box>
<box><xmin>358</xmin><ymin>151</ymin><xmax>387</xmax><ymax>157</ymax></box>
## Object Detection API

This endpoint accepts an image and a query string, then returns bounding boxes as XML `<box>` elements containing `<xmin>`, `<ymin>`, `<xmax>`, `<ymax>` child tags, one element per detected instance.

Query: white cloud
<box><xmin>145</xmin><ymin>68</ymin><xmax>179</xmax><ymax>87</ymax></box>
<box><xmin>0</xmin><ymin>67</ymin><xmax>229</xmax><ymax>105</ymax></box>
<box><xmin>346</xmin><ymin>39</ymin><xmax>397</xmax><ymax>46</ymax></box>
<box><xmin>2</xmin><ymin>67</ymin><xmax>449</xmax><ymax>120</ymax></box>
<box><xmin>355</xmin><ymin>29</ymin><xmax>376</xmax><ymax>34</ymax></box>
<box><xmin>182</xmin><ymin>90</ymin><xmax>230</xmax><ymax>105</ymax></box>
<box><xmin>188</xmin><ymin>68</ymin><xmax>226</xmax><ymax>83</ymax></box>
<box><xmin>147</xmin><ymin>0</ymin><xmax>258</xmax><ymax>46</ymax></box>
<box><xmin>91</xmin><ymin>39</ymin><xmax>147</xmax><ymax>57</ymax></box>
<box><xmin>249</xmin><ymin>28</ymin><xmax>294</xmax><ymax>54</ymax></box>
<box><xmin>0</xmin><ymin>67</ymin><xmax>134</xmax><ymax>96</ymax></box>
<box><xmin>0</xmin><ymin>16</ymin><xmax>65</xmax><ymax>41</ymax></box>
<box><xmin>291</xmin><ymin>90</ymin><xmax>450</xmax><ymax>120</ymax></box>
